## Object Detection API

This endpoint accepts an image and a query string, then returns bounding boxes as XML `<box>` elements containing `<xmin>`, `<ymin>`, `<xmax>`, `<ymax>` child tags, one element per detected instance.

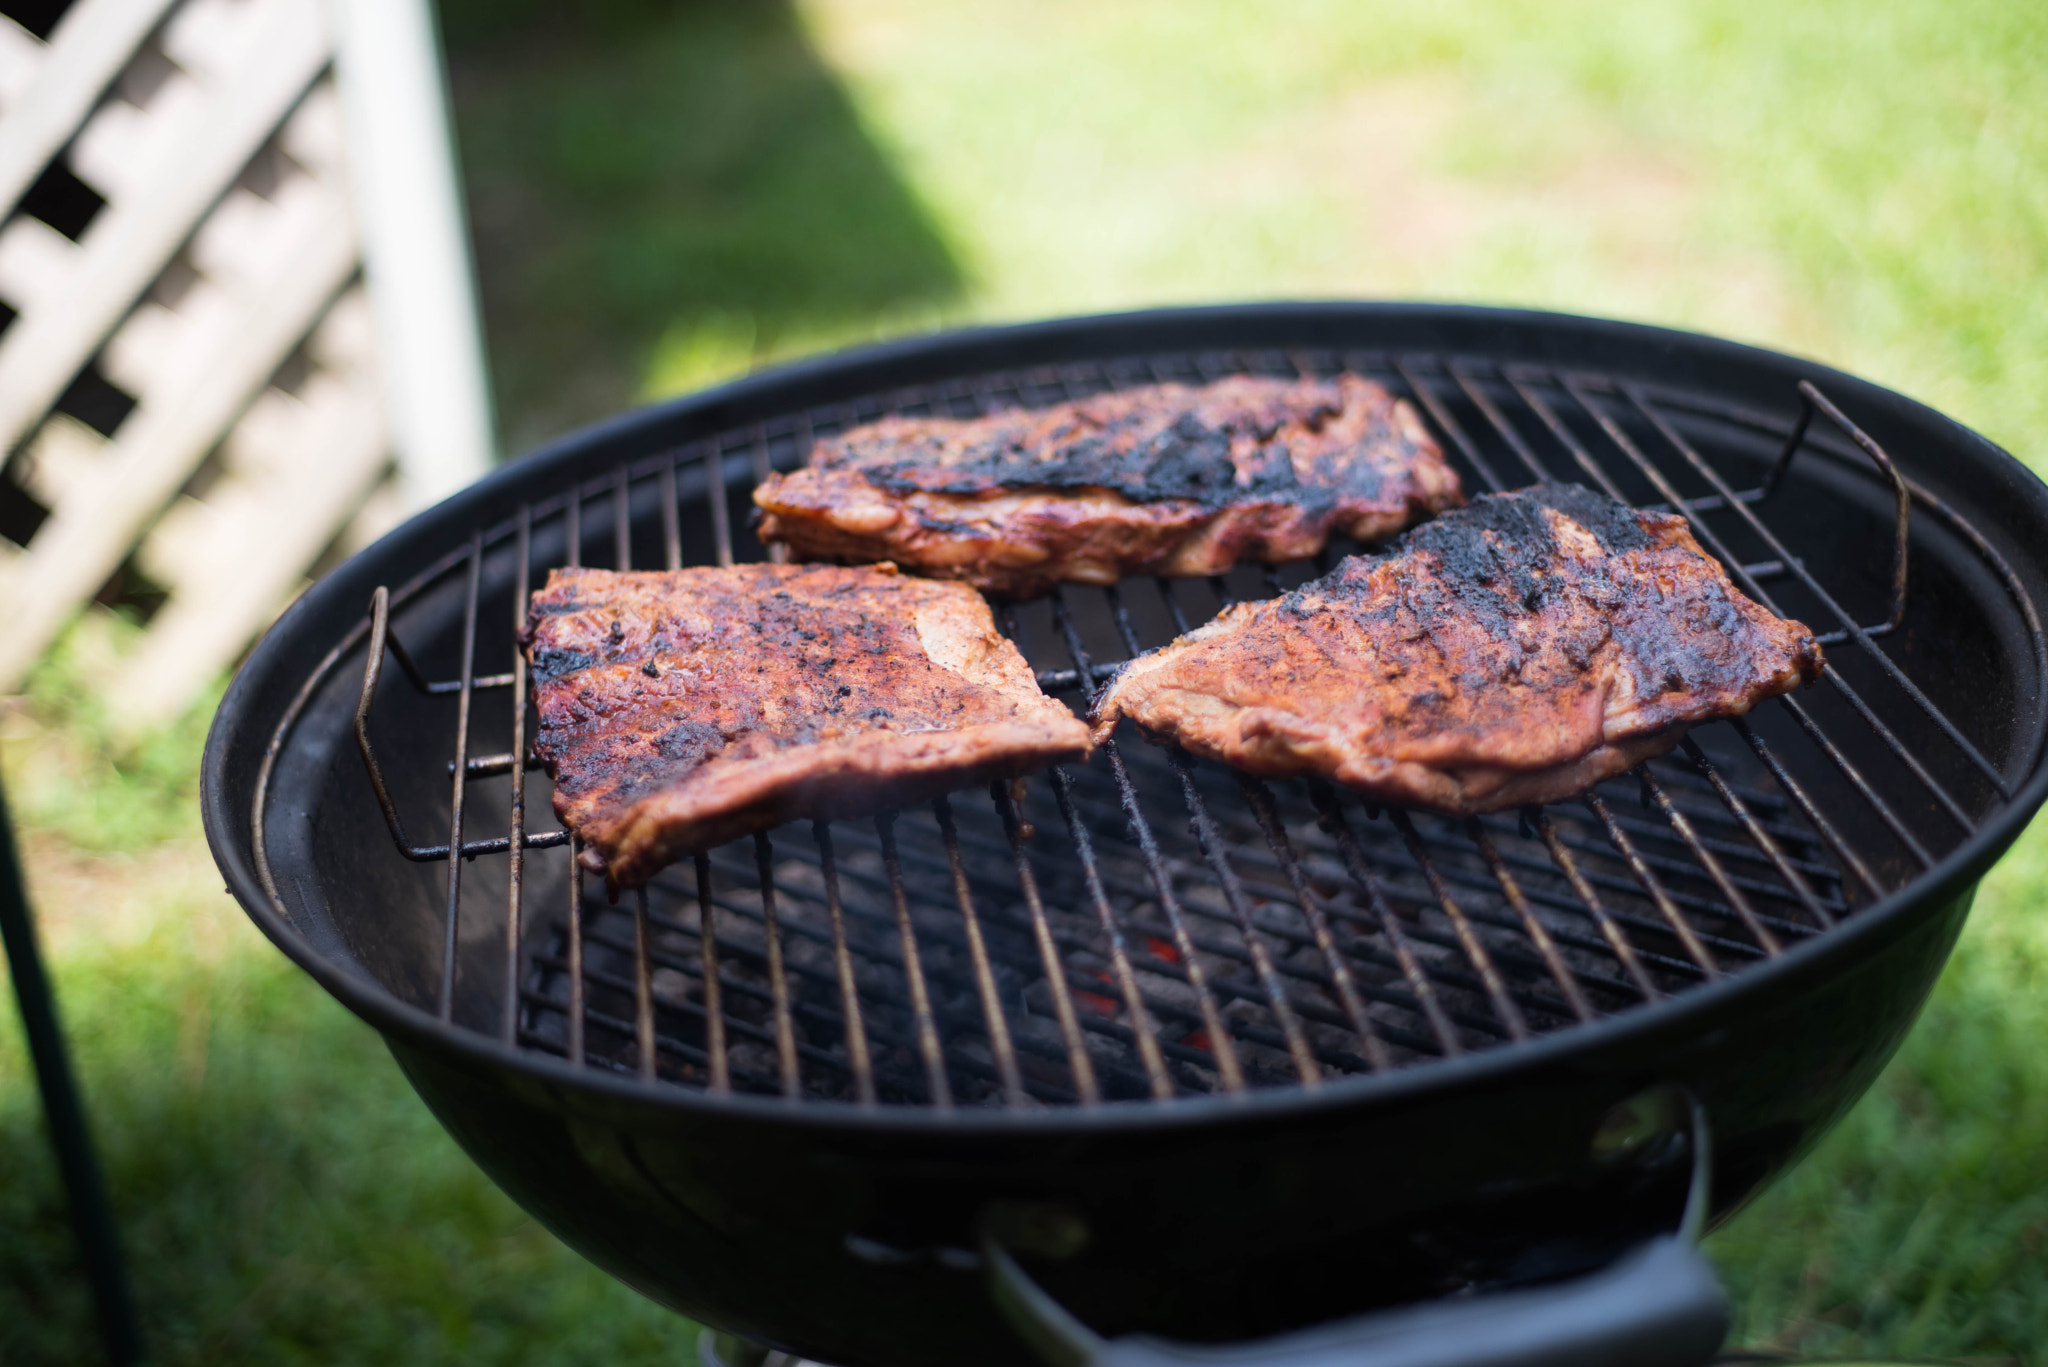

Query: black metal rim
<box><xmin>201</xmin><ymin>301</ymin><xmax>2048</xmax><ymax>1135</ymax></box>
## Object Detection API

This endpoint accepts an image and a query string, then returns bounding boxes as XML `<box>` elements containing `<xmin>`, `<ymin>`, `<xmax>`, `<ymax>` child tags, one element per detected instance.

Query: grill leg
<box><xmin>698</xmin><ymin>1328</ymin><xmax>821</xmax><ymax>1367</ymax></box>
<box><xmin>0</xmin><ymin>779</ymin><xmax>144</xmax><ymax>1365</ymax></box>
<box><xmin>699</xmin><ymin>1331</ymin><xmax>768</xmax><ymax>1367</ymax></box>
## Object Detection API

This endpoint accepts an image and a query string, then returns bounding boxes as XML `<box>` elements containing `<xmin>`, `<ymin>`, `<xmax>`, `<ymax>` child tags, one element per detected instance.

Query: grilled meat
<box><xmin>1090</xmin><ymin>484</ymin><xmax>1823</xmax><ymax>813</ymax></box>
<box><xmin>527</xmin><ymin>562</ymin><xmax>1093</xmax><ymax>890</ymax></box>
<box><xmin>753</xmin><ymin>374</ymin><xmax>1463</xmax><ymax>598</ymax></box>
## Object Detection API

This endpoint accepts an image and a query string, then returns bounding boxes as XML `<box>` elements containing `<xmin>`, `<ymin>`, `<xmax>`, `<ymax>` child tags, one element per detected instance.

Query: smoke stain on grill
<box><xmin>443</xmin><ymin>0</ymin><xmax>965</xmax><ymax>450</ymax></box>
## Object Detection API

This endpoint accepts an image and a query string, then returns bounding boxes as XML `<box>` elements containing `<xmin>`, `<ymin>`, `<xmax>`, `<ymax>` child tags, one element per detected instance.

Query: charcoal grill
<box><xmin>203</xmin><ymin>304</ymin><xmax>2048</xmax><ymax>1367</ymax></box>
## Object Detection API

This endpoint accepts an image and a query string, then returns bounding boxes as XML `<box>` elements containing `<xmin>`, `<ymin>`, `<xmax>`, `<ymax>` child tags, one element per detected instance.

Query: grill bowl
<box><xmin>203</xmin><ymin>304</ymin><xmax>2048</xmax><ymax>1366</ymax></box>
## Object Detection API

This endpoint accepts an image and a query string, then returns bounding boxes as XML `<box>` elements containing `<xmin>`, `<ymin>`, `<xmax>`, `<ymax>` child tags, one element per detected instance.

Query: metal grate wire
<box><xmin>325</xmin><ymin>347</ymin><xmax>2043</xmax><ymax>1108</ymax></box>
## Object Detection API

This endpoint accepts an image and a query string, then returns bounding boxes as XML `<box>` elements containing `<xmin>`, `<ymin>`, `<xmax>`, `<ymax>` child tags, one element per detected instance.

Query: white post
<box><xmin>326</xmin><ymin>0</ymin><xmax>493</xmax><ymax>510</ymax></box>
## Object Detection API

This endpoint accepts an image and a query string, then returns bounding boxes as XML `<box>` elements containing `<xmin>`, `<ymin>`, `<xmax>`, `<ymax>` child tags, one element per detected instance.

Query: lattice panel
<box><xmin>0</xmin><ymin>0</ymin><xmax>407</xmax><ymax>726</ymax></box>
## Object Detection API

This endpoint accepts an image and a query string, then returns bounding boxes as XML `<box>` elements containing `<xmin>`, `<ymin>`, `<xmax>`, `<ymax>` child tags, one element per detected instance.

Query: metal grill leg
<box><xmin>699</xmin><ymin>1328</ymin><xmax>772</xmax><ymax>1367</ymax></box>
<box><xmin>0</xmin><ymin>779</ymin><xmax>144</xmax><ymax>1365</ymax></box>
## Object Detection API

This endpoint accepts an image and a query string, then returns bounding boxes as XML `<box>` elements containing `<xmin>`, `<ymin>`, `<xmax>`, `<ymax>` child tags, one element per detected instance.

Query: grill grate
<box><xmin>324</xmin><ymin>347</ymin><xmax>2040</xmax><ymax>1108</ymax></box>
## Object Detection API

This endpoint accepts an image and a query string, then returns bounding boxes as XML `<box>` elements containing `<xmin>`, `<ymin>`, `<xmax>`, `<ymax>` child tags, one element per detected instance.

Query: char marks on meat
<box><xmin>528</xmin><ymin>562</ymin><xmax>1093</xmax><ymax>890</ymax></box>
<box><xmin>1090</xmin><ymin>484</ymin><xmax>1824</xmax><ymax>813</ymax></box>
<box><xmin>753</xmin><ymin>374</ymin><xmax>1463</xmax><ymax>598</ymax></box>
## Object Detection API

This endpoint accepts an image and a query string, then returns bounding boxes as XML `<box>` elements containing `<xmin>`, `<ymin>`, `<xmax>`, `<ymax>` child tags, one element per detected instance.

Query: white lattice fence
<box><xmin>0</xmin><ymin>0</ymin><xmax>489</xmax><ymax>728</ymax></box>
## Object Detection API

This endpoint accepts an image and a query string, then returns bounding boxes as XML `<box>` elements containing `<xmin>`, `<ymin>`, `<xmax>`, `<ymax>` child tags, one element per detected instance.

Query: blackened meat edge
<box><xmin>526</xmin><ymin>562</ymin><xmax>1093</xmax><ymax>890</ymax></box>
<box><xmin>1090</xmin><ymin>484</ymin><xmax>1825</xmax><ymax>813</ymax></box>
<box><xmin>753</xmin><ymin>374</ymin><xmax>1464</xmax><ymax>597</ymax></box>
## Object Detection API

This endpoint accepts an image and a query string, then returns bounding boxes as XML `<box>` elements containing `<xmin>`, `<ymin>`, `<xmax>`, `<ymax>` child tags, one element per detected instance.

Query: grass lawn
<box><xmin>4</xmin><ymin>0</ymin><xmax>2046</xmax><ymax>1361</ymax></box>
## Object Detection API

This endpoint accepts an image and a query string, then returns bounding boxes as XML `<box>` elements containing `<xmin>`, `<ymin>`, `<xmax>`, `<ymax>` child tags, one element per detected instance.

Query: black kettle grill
<box><xmin>201</xmin><ymin>304</ymin><xmax>2048</xmax><ymax>1366</ymax></box>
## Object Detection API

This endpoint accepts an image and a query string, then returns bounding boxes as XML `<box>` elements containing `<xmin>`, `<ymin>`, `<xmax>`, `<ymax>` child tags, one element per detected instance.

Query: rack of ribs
<box><xmin>1090</xmin><ymin>484</ymin><xmax>1823</xmax><ymax>813</ymax></box>
<box><xmin>753</xmin><ymin>374</ymin><xmax>1464</xmax><ymax>599</ymax></box>
<box><xmin>527</xmin><ymin>562</ymin><xmax>1093</xmax><ymax>890</ymax></box>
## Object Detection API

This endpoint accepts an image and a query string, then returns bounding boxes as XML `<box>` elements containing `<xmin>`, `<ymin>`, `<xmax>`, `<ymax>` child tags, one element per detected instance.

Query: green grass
<box><xmin>0</xmin><ymin>903</ymin><xmax>687</xmax><ymax>1365</ymax></box>
<box><xmin>1</xmin><ymin>630</ymin><xmax>690</xmax><ymax>1365</ymax></box>
<box><xmin>1</xmin><ymin>614</ymin><xmax>219</xmax><ymax>854</ymax></box>
<box><xmin>4</xmin><ymin>0</ymin><xmax>2047</xmax><ymax>1360</ymax></box>
<box><xmin>1709</xmin><ymin>830</ymin><xmax>2048</xmax><ymax>1357</ymax></box>
<box><xmin>0</xmin><ymin>894</ymin><xmax>689</xmax><ymax>1366</ymax></box>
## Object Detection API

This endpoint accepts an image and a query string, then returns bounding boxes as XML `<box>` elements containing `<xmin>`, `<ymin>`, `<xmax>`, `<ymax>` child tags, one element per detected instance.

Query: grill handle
<box><xmin>986</xmin><ymin>1235</ymin><xmax>1725</xmax><ymax>1367</ymax></box>
<box><xmin>985</xmin><ymin>1097</ymin><xmax>1727</xmax><ymax>1367</ymax></box>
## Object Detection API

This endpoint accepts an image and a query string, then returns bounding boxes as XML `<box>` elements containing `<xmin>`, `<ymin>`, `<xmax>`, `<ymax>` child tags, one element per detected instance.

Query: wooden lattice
<box><xmin>0</xmin><ymin>0</ymin><xmax>487</xmax><ymax>728</ymax></box>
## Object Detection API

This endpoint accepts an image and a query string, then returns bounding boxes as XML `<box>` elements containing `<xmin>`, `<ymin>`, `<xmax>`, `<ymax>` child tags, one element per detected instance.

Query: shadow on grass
<box><xmin>0</xmin><ymin>934</ymin><xmax>689</xmax><ymax>1366</ymax></box>
<box><xmin>443</xmin><ymin>0</ymin><xmax>966</xmax><ymax>451</ymax></box>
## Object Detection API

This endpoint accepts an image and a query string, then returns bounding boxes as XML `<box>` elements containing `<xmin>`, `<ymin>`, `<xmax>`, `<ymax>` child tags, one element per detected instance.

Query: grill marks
<box><xmin>753</xmin><ymin>375</ymin><xmax>1464</xmax><ymax>597</ymax></box>
<box><xmin>490</xmin><ymin>368</ymin><xmax>1877</xmax><ymax>1103</ymax></box>
<box><xmin>350</xmin><ymin>360</ymin><xmax>1904</xmax><ymax>1107</ymax></box>
<box><xmin>527</xmin><ymin>563</ymin><xmax>1092</xmax><ymax>890</ymax></box>
<box><xmin>523</xmin><ymin>465</ymin><xmax>1826</xmax><ymax>1099</ymax></box>
<box><xmin>1092</xmin><ymin>485</ymin><xmax>1825</xmax><ymax>814</ymax></box>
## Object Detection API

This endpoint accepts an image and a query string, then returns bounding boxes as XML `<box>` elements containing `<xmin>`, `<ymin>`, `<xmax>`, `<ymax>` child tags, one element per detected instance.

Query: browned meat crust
<box><xmin>527</xmin><ymin>562</ymin><xmax>1093</xmax><ymax>890</ymax></box>
<box><xmin>1090</xmin><ymin>484</ymin><xmax>1824</xmax><ymax>813</ymax></box>
<box><xmin>753</xmin><ymin>374</ymin><xmax>1463</xmax><ymax>598</ymax></box>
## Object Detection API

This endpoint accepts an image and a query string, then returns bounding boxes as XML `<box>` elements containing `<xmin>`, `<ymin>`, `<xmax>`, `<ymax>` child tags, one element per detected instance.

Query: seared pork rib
<box><xmin>1090</xmin><ymin>484</ymin><xmax>1823</xmax><ymax>813</ymax></box>
<box><xmin>753</xmin><ymin>374</ymin><xmax>1463</xmax><ymax>598</ymax></box>
<box><xmin>527</xmin><ymin>563</ymin><xmax>1093</xmax><ymax>890</ymax></box>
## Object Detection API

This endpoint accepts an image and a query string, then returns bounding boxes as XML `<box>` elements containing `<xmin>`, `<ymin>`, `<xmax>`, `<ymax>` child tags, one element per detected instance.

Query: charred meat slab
<box><xmin>753</xmin><ymin>374</ymin><xmax>1463</xmax><ymax>598</ymax></box>
<box><xmin>527</xmin><ymin>563</ymin><xmax>1093</xmax><ymax>890</ymax></box>
<box><xmin>1090</xmin><ymin>484</ymin><xmax>1823</xmax><ymax>813</ymax></box>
